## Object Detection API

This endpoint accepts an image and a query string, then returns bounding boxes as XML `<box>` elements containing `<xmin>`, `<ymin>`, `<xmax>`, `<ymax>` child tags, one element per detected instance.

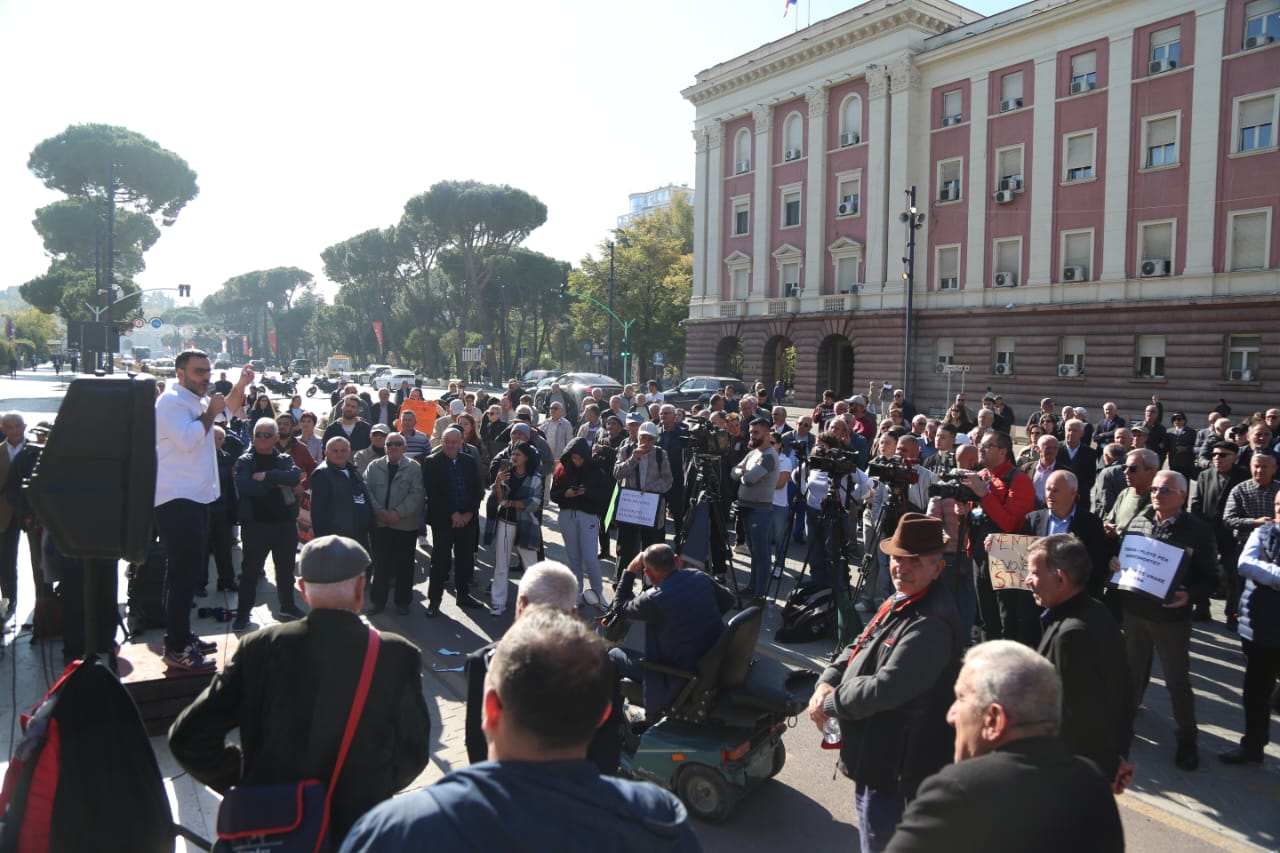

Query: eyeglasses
<box><xmin>385</xmin><ymin>440</ymin><xmax>406</xmax><ymax>447</ymax></box>
<box><xmin>1211</xmin><ymin>452</ymin><xmax>1234</xmax><ymax>458</ymax></box>
<box><xmin>1122</xmin><ymin>465</ymin><xmax>1144</xmax><ymax>472</ymax></box>
<box><xmin>254</xmin><ymin>432</ymin><xmax>276</xmax><ymax>439</ymax></box>
<box><xmin>1149</xmin><ymin>486</ymin><xmax>1178</xmax><ymax>496</ymax></box>
<box><xmin>977</xmin><ymin>444</ymin><xmax>998</xmax><ymax>451</ymax></box>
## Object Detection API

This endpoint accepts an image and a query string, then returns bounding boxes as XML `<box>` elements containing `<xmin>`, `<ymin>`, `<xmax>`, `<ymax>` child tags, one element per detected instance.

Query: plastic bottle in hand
<box><xmin>821</xmin><ymin>717</ymin><xmax>842</xmax><ymax>750</ymax></box>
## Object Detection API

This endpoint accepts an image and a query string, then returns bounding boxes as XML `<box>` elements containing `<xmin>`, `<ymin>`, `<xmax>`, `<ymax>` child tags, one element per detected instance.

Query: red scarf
<box><xmin>844</xmin><ymin>587</ymin><xmax>931</xmax><ymax>665</ymax></box>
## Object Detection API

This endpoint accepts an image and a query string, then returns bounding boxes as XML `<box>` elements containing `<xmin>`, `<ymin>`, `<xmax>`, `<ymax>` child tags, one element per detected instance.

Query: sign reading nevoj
<box><xmin>1114</xmin><ymin>534</ymin><xmax>1187</xmax><ymax>603</ymax></box>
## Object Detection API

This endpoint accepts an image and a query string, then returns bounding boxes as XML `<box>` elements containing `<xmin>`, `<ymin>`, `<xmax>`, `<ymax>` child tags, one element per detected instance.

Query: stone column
<box><xmin>804</xmin><ymin>87</ymin><xmax>828</xmax><ymax>295</ymax></box>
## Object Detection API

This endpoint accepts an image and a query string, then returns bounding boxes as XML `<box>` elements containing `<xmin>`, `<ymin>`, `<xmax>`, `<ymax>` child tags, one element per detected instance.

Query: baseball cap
<box><xmin>370</xmin><ymin>423</ymin><xmax>390</xmax><ymax>435</ymax></box>
<box><xmin>638</xmin><ymin>422</ymin><xmax>660</xmax><ymax>438</ymax></box>
<box><xmin>626</xmin><ymin>412</ymin><xmax>646</xmax><ymax>425</ymax></box>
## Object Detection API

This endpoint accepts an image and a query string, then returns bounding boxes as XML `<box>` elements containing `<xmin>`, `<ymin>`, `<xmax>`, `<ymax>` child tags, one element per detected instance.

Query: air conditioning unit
<box><xmin>785</xmin><ymin>283</ymin><xmax>801</xmax><ymax>297</ymax></box>
<box><xmin>837</xmin><ymin>197</ymin><xmax>859</xmax><ymax>216</ymax></box>
<box><xmin>939</xmin><ymin>277</ymin><xmax>958</xmax><ymax>290</ymax></box>
<box><xmin>1063</xmin><ymin>265</ymin><xmax>1086</xmax><ymax>282</ymax></box>
<box><xmin>935</xmin><ymin>362</ymin><xmax>948</xmax><ymax>374</ymax></box>
<box><xmin>999</xmin><ymin>97</ymin><xmax>1023</xmax><ymax>112</ymax></box>
<box><xmin>998</xmin><ymin>175</ymin><xmax>1023</xmax><ymax>192</ymax></box>
<box><xmin>1229</xmin><ymin>369</ymin><xmax>1244</xmax><ymax>380</ymax></box>
<box><xmin>840</xmin><ymin>132</ymin><xmax>860</xmax><ymax>146</ymax></box>
<box><xmin>939</xmin><ymin>181</ymin><xmax>960</xmax><ymax>202</ymax></box>
<box><xmin>994</xmin><ymin>271</ymin><xmax>1018</xmax><ymax>287</ymax></box>
<box><xmin>784</xmin><ymin>148</ymin><xmax>801</xmax><ymax>161</ymax></box>
<box><xmin>994</xmin><ymin>189</ymin><xmax>1015</xmax><ymax>204</ymax></box>
<box><xmin>1244</xmin><ymin>34</ymin><xmax>1274</xmax><ymax>50</ymax></box>
<box><xmin>942</xmin><ymin>114</ymin><xmax>963</xmax><ymax>127</ymax></box>
<box><xmin>995</xmin><ymin>363</ymin><xmax>1012</xmax><ymax>375</ymax></box>
<box><xmin>1149</xmin><ymin>58</ymin><xmax>1176</xmax><ymax>74</ymax></box>
<box><xmin>1069</xmin><ymin>79</ymin><xmax>1096</xmax><ymax>95</ymax></box>
<box><xmin>734</xmin><ymin>160</ymin><xmax>750</xmax><ymax>174</ymax></box>
<box><xmin>1058</xmin><ymin>363</ymin><xmax>1080</xmax><ymax>377</ymax></box>
<box><xmin>1140</xmin><ymin>258</ymin><xmax>1171</xmax><ymax>277</ymax></box>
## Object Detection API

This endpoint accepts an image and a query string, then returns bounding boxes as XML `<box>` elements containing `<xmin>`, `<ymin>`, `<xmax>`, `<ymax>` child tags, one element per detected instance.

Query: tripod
<box><xmin>675</xmin><ymin>452</ymin><xmax>737</xmax><ymax>598</ymax></box>
<box><xmin>841</xmin><ymin>484</ymin><xmax>909</xmax><ymax>648</ymax></box>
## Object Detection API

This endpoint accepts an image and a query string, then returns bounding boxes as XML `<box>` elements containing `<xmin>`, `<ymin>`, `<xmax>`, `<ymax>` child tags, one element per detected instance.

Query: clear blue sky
<box><xmin>0</xmin><ymin>0</ymin><xmax>1016</xmax><ymax>303</ymax></box>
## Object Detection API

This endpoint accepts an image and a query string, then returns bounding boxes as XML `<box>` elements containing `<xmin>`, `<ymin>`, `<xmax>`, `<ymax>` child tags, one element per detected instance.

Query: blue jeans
<box><xmin>741</xmin><ymin>506</ymin><xmax>773</xmax><ymax>596</ymax></box>
<box><xmin>770</xmin><ymin>505</ymin><xmax>790</xmax><ymax>567</ymax></box>
<box><xmin>855</xmin><ymin>782</ymin><xmax>907</xmax><ymax>853</ymax></box>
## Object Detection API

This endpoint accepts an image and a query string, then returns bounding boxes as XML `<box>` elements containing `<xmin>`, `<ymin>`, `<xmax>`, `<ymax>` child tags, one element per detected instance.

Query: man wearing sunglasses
<box><xmin>1109</xmin><ymin>470</ymin><xmax>1218</xmax><ymax>772</ymax></box>
<box><xmin>1191</xmin><ymin>441</ymin><xmax>1248</xmax><ymax>623</ymax></box>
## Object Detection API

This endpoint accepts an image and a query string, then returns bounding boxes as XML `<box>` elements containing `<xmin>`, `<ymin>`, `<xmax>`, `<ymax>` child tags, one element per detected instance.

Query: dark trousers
<box><xmin>615</xmin><ymin>522</ymin><xmax>663</xmax><ymax>582</ymax></box>
<box><xmin>1125</xmin><ymin>612</ymin><xmax>1197</xmax><ymax>744</ymax></box>
<box><xmin>1</xmin><ymin>518</ymin><xmax>20</xmax><ymax>611</ymax></box>
<box><xmin>428</xmin><ymin>518</ymin><xmax>478</xmax><ymax>603</ymax></box>
<box><xmin>1223</xmin><ymin>540</ymin><xmax>1243</xmax><ymax>619</ymax></box>
<box><xmin>155</xmin><ymin>499</ymin><xmax>210</xmax><ymax>652</ymax></box>
<box><xmin>854</xmin><ymin>782</ymin><xmax>907</xmax><ymax>853</ymax></box>
<box><xmin>599</xmin><ymin>517</ymin><xmax>612</xmax><ymax>556</ymax></box>
<box><xmin>58</xmin><ymin>557</ymin><xmax>118</xmax><ymax>660</ymax></box>
<box><xmin>974</xmin><ymin>553</ymin><xmax>1004</xmax><ymax>642</ymax></box>
<box><xmin>237</xmin><ymin>519</ymin><xmax>298</xmax><ymax>614</ymax></box>
<box><xmin>371</xmin><ymin>526</ymin><xmax>418</xmax><ymax>608</ymax></box>
<box><xmin>1240</xmin><ymin>639</ymin><xmax>1280</xmax><ymax>752</ymax></box>
<box><xmin>206</xmin><ymin>510</ymin><xmax>236</xmax><ymax>588</ymax></box>
<box><xmin>997</xmin><ymin>587</ymin><xmax>1042</xmax><ymax>647</ymax></box>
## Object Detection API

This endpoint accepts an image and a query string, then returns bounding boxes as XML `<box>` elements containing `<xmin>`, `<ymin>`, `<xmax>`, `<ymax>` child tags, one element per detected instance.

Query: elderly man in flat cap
<box><xmin>169</xmin><ymin>535</ymin><xmax>431</xmax><ymax>845</ymax></box>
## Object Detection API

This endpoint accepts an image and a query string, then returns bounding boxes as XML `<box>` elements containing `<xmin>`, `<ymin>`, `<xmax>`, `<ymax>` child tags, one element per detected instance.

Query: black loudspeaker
<box><xmin>25</xmin><ymin>376</ymin><xmax>157</xmax><ymax>565</ymax></box>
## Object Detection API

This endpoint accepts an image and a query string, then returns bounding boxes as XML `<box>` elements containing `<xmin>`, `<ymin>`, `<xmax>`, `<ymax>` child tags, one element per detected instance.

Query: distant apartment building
<box><xmin>682</xmin><ymin>0</ymin><xmax>1280</xmax><ymax>417</ymax></box>
<box><xmin>618</xmin><ymin>184</ymin><xmax>696</xmax><ymax>228</ymax></box>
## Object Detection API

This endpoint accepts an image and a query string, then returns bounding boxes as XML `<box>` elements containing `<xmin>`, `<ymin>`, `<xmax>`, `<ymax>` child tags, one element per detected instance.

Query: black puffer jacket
<box><xmin>550</xmin><ymin>438</ymin><xmax>614</xmax><ymax>517</ymax></box>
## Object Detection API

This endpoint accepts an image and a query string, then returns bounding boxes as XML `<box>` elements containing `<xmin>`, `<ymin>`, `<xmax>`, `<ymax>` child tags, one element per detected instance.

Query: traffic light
<box><xmin>619</xmin><ymin>338</ymin><xmax>630</xmax><ymax>359</ymax></box>
<box><xmin>178</xmin><ymin>284</ymin><xmax>191</xmax><ymax>297</ymax></box>
<box><xmin>558</xmin><ymin>281</ymin><xmax>567</xmax><ymax>299</ymax></box>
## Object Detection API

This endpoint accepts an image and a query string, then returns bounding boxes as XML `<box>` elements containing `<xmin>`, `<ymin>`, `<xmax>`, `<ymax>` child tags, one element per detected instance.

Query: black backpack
<box><xmin>776</xmin><ymin>585</ymin><xmax>837</xmax><ymax>644</ymax></box>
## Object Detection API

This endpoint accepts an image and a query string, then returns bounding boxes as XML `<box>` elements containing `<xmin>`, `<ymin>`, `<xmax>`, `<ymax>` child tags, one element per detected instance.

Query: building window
<box><xmin>1069</xmin><ymin>51</ymin><xmax>1098</xmax><ymax>93</ymax></box>
<box><xmin>937</xmin><ymin>158</ymin><xmax>963</xmax><ymax>201</ymax></box>
<box><xmin>1061</xmin><ymin>230</ymin><xmax>1093</xmax><ymax>281</ymax></box>
<box><xmin>840</xmin><ymin>95</ymin><xmax>863</xmax><ymax>145</ymax></box>
<box><xmin>1139</xmin><ymin>220</ymin><xmax>1175</xmax><ymax>275</ymax></box>
<box><xmin>780</xmin><ymin>260</ymin><xmax>801</xmax><ymax>297</ymax></box>
<box><xmin>936</xmin><ymin>245</ymin><xmax>960</xmax><ymax>290</ymax></box>
<box><xmin>1236</xmin><ymin>93</ymin><xmax>1277</xmax><ymax>153</ymax></box>
<box><xmin>1150</xmin><ymin>25</ymin><xmax>1181</xmax><ymax>70</ymax></box>
<box><xmin>1063</xmin><ymin>131</ymin><xmax>1096</xmax><ymax>182</ymax></box>
<box><xmin>1228</xmin><ymin>334</ymin><xmax>1261</xmax><ymax>380</ymax></box>
<box><xmin>1229</xmin><ymin>209</ymin><xmax>1272</xmax><ymax>271</ymax></box>
<box><xmin>995</xmin><ymin>145</ymin><xmax>1024</xmax><ymax>191</ymax></box>
<box><xmin>1060</xmin><ymin>336</ymin><xmax>1086</xmax><ymax>375</ymax></box>
<box><xmin>731</xmin><ymin>196</ymin><xmax>750</xmax><ymax>237</ymax></box>
<box><xmin>836</xmin><ymin>172</ymin><xmax>862</xmax><ymax>217</ymax></box>
<box><xmin>1000</xmin><ymin>71</ymin><xmax>1024</xmax><ymax>110</ymax></box>
<box><xmin>731</xmin><ymin>266</ymin><xmax>750</xmax><ymax>300</ymax></box>
<box><xmin>993</xmin><ymin>238</ymin><xmax>1021</xmax><ymax>287</ymax></box>
<box><xmin>734</xmin><ymin>128</ymin><xmax>752</xmax><ymax>174</ymax></box>
<box><xmin>1245</xmin><ymin>0</ymin><xmax>1280</xmax><ymax>46</ymax></box>
<box><xmin>994</xmin><ymin>337</ymin><xmax>1016</xmax><ymax>375</ymax></box>
<box><xmin>834</xmin><ymin>256</ymin><xmax>860</xmax><ymax>293</ymax></box>
<box><xmin>1137</xmin><ymin>335</ymin><xmax>1166</xmax><ymax>378</ymax></box>
<box><xmin>936</xmin><ymin>337</ymin><xmax>954</xmax><ymax>370</ymax></box>
<box><xmin>781</xmin><ymin>185</ymin><xmax>802</xmax><ymax>228</ymax></box>
<box><xmin>1144</xmin><ymin>114</ymin><xmax>1179</xmax><ymax>168</ymax></box>
<box><xmin>783</xmin><ymin>112</ymin><xmax>803</xmax><ymax>160</ymax></box>
<box><xmin>941</xmin><ymin>90</ymin><xmax>962</xmax><ymax>124</ymax></box>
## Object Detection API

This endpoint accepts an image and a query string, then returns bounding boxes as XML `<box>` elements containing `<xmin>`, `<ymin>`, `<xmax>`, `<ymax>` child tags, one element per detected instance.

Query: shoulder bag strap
<box><xmin>315</xmin><ymin>628</ymin><xmax>381</xmax><ymax>852</ymax></box>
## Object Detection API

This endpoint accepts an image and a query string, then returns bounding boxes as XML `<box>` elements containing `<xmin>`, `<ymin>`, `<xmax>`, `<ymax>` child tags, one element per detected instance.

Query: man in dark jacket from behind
<box><xmin>170</xmin><ymin>536</ymin><xmax>432</xmax><ymax>846</ymax></box>
<box><xmin>341</xmin><ymin>607</ymin><xmax>699</xmax><ymax>853</ymax></box>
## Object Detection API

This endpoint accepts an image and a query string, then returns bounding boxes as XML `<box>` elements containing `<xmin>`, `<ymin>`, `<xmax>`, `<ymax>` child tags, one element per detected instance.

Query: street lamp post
<box><xmin>608</xmin><ymin>241</ymin><xmax>615</xmax><ymax>380</ymax></box>
<box><xmin>899</xmin><ymin>186</ymin><xmax>925</xmax><ymax>399</ymax></box>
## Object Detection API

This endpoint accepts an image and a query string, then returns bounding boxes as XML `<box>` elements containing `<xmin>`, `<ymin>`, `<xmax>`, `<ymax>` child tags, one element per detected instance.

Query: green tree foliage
<box><xmin>567</xmin><ymin>193</ymin><xmax>693</xmax><ymax>382</ymax></box>
<box><xmin>12</xmin><ymin>308</ymin><xmax>62</xmax><ymax>362</ymax></box>
<box><xmin>201</xmin><ymin>267</ymin><xmax>316</xmax><ymax>360</ymax></box>
<box><xmin>322</xmin><ymin>228</ymin><xmax>407</xmax><ymax>364</ymax></box>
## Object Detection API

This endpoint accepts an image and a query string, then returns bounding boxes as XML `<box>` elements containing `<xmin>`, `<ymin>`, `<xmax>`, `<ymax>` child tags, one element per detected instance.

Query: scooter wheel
<box><xmin>677</xmin><ymin>764</ymin><xmax>738</xmax><ymax>823</ymax></box>
<box><xmin>769</xmin><ymin>741</ymin><xmax>786</xmax><ymax>778</ymax></box>
<box><xmin>305</xmin><ymin>386</ymin><xmax>317</xmax><ymax>397</ymax></box>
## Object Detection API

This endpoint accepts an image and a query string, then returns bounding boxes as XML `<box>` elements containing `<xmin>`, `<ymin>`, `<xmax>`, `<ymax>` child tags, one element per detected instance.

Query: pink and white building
<box><xmin>682</xmin><ymin>0</ymin><xmax>1280</xmax><ymax>415</ymax></box>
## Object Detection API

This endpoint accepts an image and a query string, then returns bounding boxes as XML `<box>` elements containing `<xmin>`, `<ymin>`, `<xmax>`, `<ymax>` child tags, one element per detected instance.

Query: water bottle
<box><xmin>821</xmin><ymin>717</ymin><xmax>842</xmax><ymax>750</ymax></box>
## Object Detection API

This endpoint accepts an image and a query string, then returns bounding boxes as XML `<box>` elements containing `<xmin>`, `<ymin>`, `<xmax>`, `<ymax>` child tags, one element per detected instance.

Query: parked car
<box><xmin>520</xmin><ymin>368</ymin><xmax>559</xmax><ymax>395</ymax></box>
<box><xmin>533</xmin><ymin>372</ymin><xmax>623</xmax><ymax>412</ymax></box>
<box><xmin>357</xmin><ymin>363</ymin><xmax>393</xmax><ymax>384</ymax></box>
<box><xmin>662</xmin><ymin>376</ymin><xmax>750</xmax><ymax>411</ymax></box>
<box><xmin>150</xmin><ymin>357</ymin><xmax>176</xmax><ymax>378</ymax></box>
<box><xmin>289</xmin><ymin>358</ymin><xmax>312</xmax><ymax>376</ymax></box>
<box><xmin>373</xmin><ymin>368</ymin><xmax>418</xmax><ymax>391</ymax></box>
<box><xmin>249</xmin><ymin>359</ymin><xmax>267</xmax><ymax>375</ymax></box>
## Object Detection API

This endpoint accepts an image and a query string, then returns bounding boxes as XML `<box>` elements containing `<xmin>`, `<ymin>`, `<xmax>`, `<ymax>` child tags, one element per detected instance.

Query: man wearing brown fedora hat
<box><xmin>807</xmin><ymin>513</ymin><xmax>963</xmax><ymax>853</ymax></box>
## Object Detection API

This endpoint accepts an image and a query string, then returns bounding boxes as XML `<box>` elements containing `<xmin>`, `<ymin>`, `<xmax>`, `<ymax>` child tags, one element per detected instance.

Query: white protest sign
<box><xmin>615</xmin><ymin>488</ymin><xmax>661</xmax><ymax>527</ymax></box>
<box><xmin>1114</xmin><ymin>534</ymin><xmax>1186</xmax><ymax>602</ymax></box>
<box><xmin>987</xmin><ymin>533</ymin><xmax>1038</xmax><ymax>590</ymax></box>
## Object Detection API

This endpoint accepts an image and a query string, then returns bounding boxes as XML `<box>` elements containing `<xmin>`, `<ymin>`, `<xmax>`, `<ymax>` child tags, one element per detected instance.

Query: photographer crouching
<box><xmin>960</xmin><ymin>429</ymin><xmax>1037</xmax><ymax>644</ymax></box>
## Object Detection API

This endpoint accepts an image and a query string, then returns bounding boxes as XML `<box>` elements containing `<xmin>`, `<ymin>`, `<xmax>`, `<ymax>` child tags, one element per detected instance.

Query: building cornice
<box><xmin>682</xmin><ymin>3</ymin><xmax>969</xmax><ymax>110</ymax></box>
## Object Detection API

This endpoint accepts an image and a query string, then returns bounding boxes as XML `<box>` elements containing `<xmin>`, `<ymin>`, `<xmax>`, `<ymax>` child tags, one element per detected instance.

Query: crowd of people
<box><xmin>5</xmin><ymin>349</ymin><xmax>1280</xmax><ymax>850</ymax></box>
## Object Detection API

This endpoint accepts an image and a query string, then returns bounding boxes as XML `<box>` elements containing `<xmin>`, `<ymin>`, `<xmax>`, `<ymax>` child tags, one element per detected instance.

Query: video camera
<box><xmin>681</xmin><ymin>416</ymin><xmax>732</xmax><ymax>456</ymax></box>
<box><xmin>782</xmin><ymin>432</ymin><xmax>811</xmax><ymax>462</ymax></box>
<box><xmin>808</xmin><ymin>445</ymin><xmax>862</xmax><ymax>476</ymax></box>
<box><xmin>927</xmin><ymin>468</ymin><xmax>981</xmax><ymax>502</ymax></box>
<box><xmin>866</xmin><ymin>455</ymin><xmax>919</xmax><ymax>487</ymax></box>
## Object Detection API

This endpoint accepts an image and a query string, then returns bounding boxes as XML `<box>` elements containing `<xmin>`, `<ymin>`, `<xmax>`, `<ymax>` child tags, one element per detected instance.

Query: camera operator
<box><xmin>731</xmin><ymin>418</ymin><xmax>780</xmax><ymax>606</ymax></box>
<box><xmin>786</xmin><ymin>417</ymin><xmax>817</xmax><ymax>544</ymax></box>
<box><xmin>922</xmin><ymin>424</ymin><xmax>958</xmax><ymax>476</ymax></box>
<box><xmin>962</xmin><ymin>430</ymin><xmax>1037</xmax><ymax>644</ymax></box>
<box><xmin>862</xmin><ymin>436</ymin><xmax>935</xmax><ymax>610</ymax></box>
<box><xmin>926</xmin><ymin>443</ymin><xmax>981</xmax><ymax>641</ymax></box>
<box><xmin>802</xmin><ymin>432</ymin><xmax>872</xmax><ymax>592</ymax></box>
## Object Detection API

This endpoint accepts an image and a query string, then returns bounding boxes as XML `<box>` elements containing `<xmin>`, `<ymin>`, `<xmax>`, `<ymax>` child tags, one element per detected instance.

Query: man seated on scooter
<box><xmin>609</xmin><ymin>544</ymin><xmax>735</xmax><ymax>719</ymax></box>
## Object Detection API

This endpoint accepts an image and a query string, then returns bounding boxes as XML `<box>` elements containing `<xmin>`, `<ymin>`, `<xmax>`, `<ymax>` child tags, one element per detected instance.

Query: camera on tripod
<box><xmin>682</xmin><ymin>416</ymin><xmax>732</xmax><ymax>456</ymax></box>
<box><xmin>866</xmin><ymin>455</ymin><xmax>919</xmax><ymax>487</ymax></box>
<box><xmin>927</xmin><ymin>468</ymin><xmax>980</xmax><ymax>502</ymax></box>
<box><xmin>809</xmin><ymin>446</ymin><xmax>862</xmax><ymax>476</ymax></box>
<box><xmin>782</xmin><ymin>433</ymin><xmax>810</xmax><ymax>462</ymax></box>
